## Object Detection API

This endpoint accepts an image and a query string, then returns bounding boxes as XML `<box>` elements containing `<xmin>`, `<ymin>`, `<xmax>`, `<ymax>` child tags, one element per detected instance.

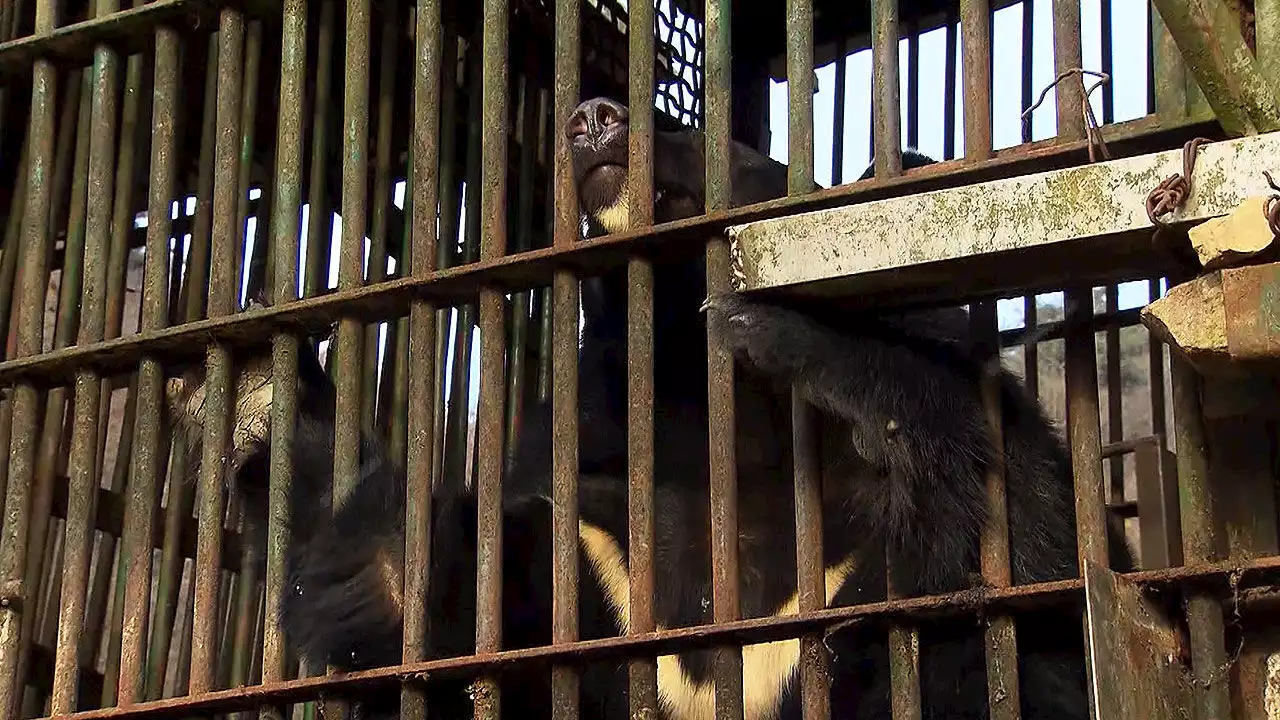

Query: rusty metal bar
<box><xmin>191</xmin><ymin>7</ymin><xmax>248</xmax><ymax>695</ymax></box>
<box><xmin>791</xmin><ymin>393</ymin><xmax>827</xmax><ymax>720</ymax></box>
<box><xmin>871</xmin><ymin>0</ymin><xmax>901</xmax><ymax>176</ymax></box>
<box><xmin>961</xmin><ymin>0</ymin><xmax>992</xmax><ymax>162</ymax></box>
<box><xmin>258</xmin><ymin>0</ymin><xmax>307</xmax><ymax>714</ymax></box>
<box><xmin>1063</xmin><ymin>289</ymin><xmax>1108</xmax><ymax>567</ymax></box>
<box><xmin>473</xmin><ymin>0</ymin><xmax>510</xmax><ymax>715</ymax></box>
<box><xmin>116</xmin><ymin>25</ymin><xmax>177</xmax><ymax>702</ymax></box>
<box><xmin>1104</xmin><ymin>286</ymin><xmax>1123</xmax><ymax>504</ymax></box>
<box><xmin>1022</xmin><ymin>295</ymin><xmax>1038</xmax><ymax>396</ymax></box>
<box><xmin>233</xmin><ymin>19</ymin><xmax>262</xmax><ymax>310</ymax></box>
<box><xmin>302</xmin><ymin>0</ymin><xmax>336</xmax><ymax>302</ymax></box>
<box><xmin>1147</xmin><ymin>280</ymin><xmax>1167</xmax><ymax>441</ymax></box>
<box><xmin>549</xmin><ymin>0</ymin><xmax>581</xmax><ymax>714</ymax></box>
<box><xmin>942</xmin><ymin>4</ymin><xmax>957</xmax><ymax>160</ymax></box>
<box><xmin>906</xmin><ymin>22</ymin><xmax>919</xmax><ymax>150</ymax></box>
<box><xmin>627</xmin><ymin>0</ymin><xmax>658</xmax><ymax>716</ymax></box>
<box><xmin>1169</xmin><ymin>357</ymin><xmax>1232</xmax><ymax>718</ymax></box>
<box><xmin>364</xmin><ymin>0</ymin><xmax>401</xmax><ymax>430</ymax></box>
<box><xmin>1020</xmin><ymin>0</ymin><xmax>1033</xmax><ymax>142</ymax></box>
<box><xmin>0</xmin><ymin>0</ymin><xmax>59</xmax><ymax>712</ymax></box>
<box><xmin>705</xmin><ymin>0</ymin><xmax>742</xmax><ymax>716</ymax></box>
<box><xmin>783</xmin><ymin>0</ymin><xmax>824</xmax><ymax>718</ymax></box>
<box><xmin>1051</xmin><ymin>0</ymin><xmax>1084</xmax><ymax>140</ymax></box>
<box><xmin>51</xmin><ymin>0</ymin><xmax>123</xmax><ymax>705</ymax></box>
<box><xmin>400</xmin><ymin>0</ymin><xmax>442</xmax><ymax>718</ymax></box>
<box><xmin>971</xmin><ymin>301</ymin><xmax>1020</xmax><ymax>720</ymax></box>
<box><xmin>39</xmin><ymin>553</ymin><xmax>1280</xmax><ymax>720</ymax></box>
<box><xmin>1099</xmin><ymin>0</ymin><xmax>1113</xmax><ymax>124</ymax></box>
<box><xmin>831</xmin><ymin>38</ymin><xmax>847</xmax><ymax>185</ymax></box>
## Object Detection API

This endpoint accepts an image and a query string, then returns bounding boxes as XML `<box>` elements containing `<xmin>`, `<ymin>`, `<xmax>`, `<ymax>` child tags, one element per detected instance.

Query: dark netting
<box><xmin>583</xmin><ymin>0</ymin><xmax>705</xmax><ymax>126</ymax></box>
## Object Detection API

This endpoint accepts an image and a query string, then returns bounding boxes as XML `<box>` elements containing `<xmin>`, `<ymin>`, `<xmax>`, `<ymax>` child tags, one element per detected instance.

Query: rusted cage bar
<box><xmin>401</xmin><ymin>0</ymin><xmax>443</xmax><ymax>716</ymax></box>
<box><xmin>0</xmin><ymin>0</ymin><xmax>59</xmax><ymax>713</ymax></box>
<box><xmin>259</xmin><ymin>0</ymin><xmax>306</xmax><ymax>718</ymax></box>
<box><xmin>625</xmin><ymin>0</ymin><xmax>659</xmax><ymax>714</ymax></box>
<box><xmin>473</xmin><ymin>0</ymin><xmax>511</xmax><ymax>715</ymax></box>
<box><xmin>549</xmin><ymin>0</ymin><xmax>582</xmax><ymax>716</ymax></box>
<box><xmin>704</xmin><ymin>0</ymin><xmax>743</xmax><ymax>714</ymax></box>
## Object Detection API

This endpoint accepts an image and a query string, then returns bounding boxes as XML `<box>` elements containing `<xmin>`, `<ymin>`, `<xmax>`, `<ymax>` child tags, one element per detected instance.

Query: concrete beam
<box><xmin>726</xmin><ymin>131</ymin><xmax>1280</xmax><ymax>309</ymax></box>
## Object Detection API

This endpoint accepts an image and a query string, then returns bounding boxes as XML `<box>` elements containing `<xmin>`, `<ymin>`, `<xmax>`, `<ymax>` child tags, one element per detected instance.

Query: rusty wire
<box><xmin>1021</xmin><ymin>67</ymin><xmax>1111</xmax><ymax>162</ymax></box>
<box><xmin>1261</xmin><ymin>170</ymin><xmax>1280</xmax><ymax>237</ymax></box>
<box><xmin>1145</xmin><ymin>137</ymin><xmax>1212</xmax><ymax>228</ymax></box>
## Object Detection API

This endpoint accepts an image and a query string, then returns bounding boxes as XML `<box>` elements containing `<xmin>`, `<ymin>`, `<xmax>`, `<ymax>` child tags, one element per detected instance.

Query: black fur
<box><xmin>165</xmin><ymin>98</ymin><xmax>1136</xmax><ymax>719</ymax></box>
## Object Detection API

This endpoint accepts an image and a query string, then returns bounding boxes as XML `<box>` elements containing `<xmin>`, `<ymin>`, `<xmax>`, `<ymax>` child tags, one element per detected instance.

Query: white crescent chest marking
<box><xmin>578</xmin><ymin>521</ymin><xmax>856</xmax><ymax>720</ymax></box>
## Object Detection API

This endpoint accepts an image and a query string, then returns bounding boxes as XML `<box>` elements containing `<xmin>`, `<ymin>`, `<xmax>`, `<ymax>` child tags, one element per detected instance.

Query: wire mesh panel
<box><xmin>0</xmin><ymin>0</ymin><xmax>1274</xmax><ymax>719</ymax></box>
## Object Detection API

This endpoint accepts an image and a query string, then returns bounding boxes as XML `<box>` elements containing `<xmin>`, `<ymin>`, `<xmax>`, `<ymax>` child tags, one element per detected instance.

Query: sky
<box><xmin>148</xmin><ymin>0</ymin><xmax>1162</xmax><ymax>414</ymax></box>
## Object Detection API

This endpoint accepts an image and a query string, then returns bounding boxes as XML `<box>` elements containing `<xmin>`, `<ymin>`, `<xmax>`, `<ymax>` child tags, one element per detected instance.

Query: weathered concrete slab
<box><xmin>727</xmin><ymin>132</ymin><xmax>1280</xmax><ymax>308</ymax></box>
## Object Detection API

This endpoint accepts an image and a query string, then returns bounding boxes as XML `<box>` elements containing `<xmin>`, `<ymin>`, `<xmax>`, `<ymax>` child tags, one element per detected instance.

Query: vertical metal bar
<box><xmin>0</xmin><ymin>0</ymin><xmax>58</xmax><ymax>711</ymax></box>
<box><xmin>364</xmin><ymin>0</ymin><xmax>402</xmax><ymax>430</ymax></box>
<box><xmin>473</xmin><ymin>0</ymin><xmax>509</xmax><ymax>715</ymax></box>
<box><xmin>872</xmin><ymin>0</ymin><xmax>901</xmax><ymax>176</ymax></box>
<box><xmin>961</xmin><ymin>0</ymin><xmax>992</xmax><ymax>162</ymax></box>
<box><xmin>783</xmin><ymin>1</ymin><xmax>824</xmax><ymax>719</ymax></box>
<box><xmin>502</xmin><ymin>68</ymin><xmax>539</xmax><ymax>473</ymax></box>
<box><xmin>1063</xmin><ymin>289</ymin><xmax>1108</xmax><ymax>566</ymax></box>
<box><xmin>1147</xmin><ymin>280</ymin><xmax>1167</xmax><ymax>441</ymax></box>
<box><xmin>191</xmin><ymin>9</ymin><xmax>247</xmax><ymax>694</ymax></box>
<box><xmin>942</xmin><ymin>5</ymin><xmax>957</xmax><ymax>161</ymax></box>
<box><xmin>1020</xmin><ymin>0</ymin><xmax>1034</xmax><ymax>143</ymax></box>
<box><xmin>549</xmin><ymin>0</ymin><xmax>581</xmax><ymax>716</ymax></box>
<box><xmin>303</xmin><ymin>0</ymin><xmax>337</xmax><ymax>301</ymax></box>
<box><xmin>235</xmin><ymin>20</ymin><xmax>263</xmax><ymax>309</ymax></box>
<box><xmin>1099</xmin><ymin>0</ymin><xmax>1113</xmax><ymax>124</ymax></box>
<box><xmin>627</xmin><ymin>0</ymin><xmax>658</xmax><ymax>717</ymax></box>
<box><xmin>1051</xmin><ymin>0</ymin><xmax>1084</xmax><ymax>140</ymax></box>
<box><xmin>1023</xmin><ymin>295</ymin><xmax>1038</xmax><ymax>396</ymax></box>
<box><xmin>830</xmin><ymin>38</ymin><xmax>847</xmax><ymax>186</ymax></box>
<box><xmin>117</xmin><ymin>29</ymin><xmax>177</xmax><ymax>705</ymax></box>
<box><xmin>260</xmin><ymin>0</ymin><xmax>308</xmax><ymax>715</ymax></box>
<box><xmin>431</xmin><ymin>26</ymin><xmax>458</xmax><ymax>487</ymax></box>
<box><xmin>906</xmin><ymin>22</ymin><xmax>919</xmax><ymax>151</ymax></box>
<box><xmin>1104</xmin><ymin>287</ymin><xmax>1123</xmax><ymax>503</ymax></box>
<box><xmin>971</xmin><ymin>302</ymin><xmax>1020</xmax><ymax>720</ymax></box>
<box><xmin>184</xmin><ymin>41</ymin><xmax>222</xmax><ymax>324</ymax></box>
<box><xmin>705</xmin><ymin>0</ymin><xmax>742</xmax><ymax>717</ymax></box>
<box><xmin>1169</xmin><ymin>358</ymin><xmax>1232</xmax><ymax>719</ymax></box>
<box><xmin>51</xmin><ymin>0</ymin><xmax>122</xmax><ymax>705</ymax></box>
<box><xmin>401</xmin><ymin>1</ymin><xmax>441</xmax><ymax>718</ymax></box>
<box><xmin>791</xmin><ymin>394</ymin><xmax>827</xmax><ymax>720</ymax></box>
<box><xmin>787</xmin><ymin>0</ymin><xmax>814</xmax><ymax>195</ymax></box>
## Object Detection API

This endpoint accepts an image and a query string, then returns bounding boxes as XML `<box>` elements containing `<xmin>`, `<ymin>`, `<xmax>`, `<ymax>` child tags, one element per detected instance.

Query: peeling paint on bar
<box><xmin>726</xmin><ymin>131</ymin><xmax>1280</xmax><ymax>295</ymax></box>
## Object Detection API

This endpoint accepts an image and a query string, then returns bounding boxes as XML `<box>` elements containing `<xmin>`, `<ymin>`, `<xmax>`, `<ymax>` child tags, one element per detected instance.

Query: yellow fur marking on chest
<box><xmin>593</xmin><ymin>186</ymin><xmax>632</xmax><ymax>234</ymax></box>
<box><xmin>578</xmin><ymin>521</ymin><xmax>856</xmax><ymax>720</ymax></box>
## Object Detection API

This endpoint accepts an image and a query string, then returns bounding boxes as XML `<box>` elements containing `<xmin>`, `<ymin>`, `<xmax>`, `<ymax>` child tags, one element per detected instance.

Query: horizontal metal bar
<box><xmin>34</xmin><ymin>554</ymin><xmax>1280</xmax><ymax>720</ymax></box>
<box><xmin>0</xmin><ymin>0</ymin><xmax>280</xmax><ymax>80</ymax></box>
<box><xmin>0</xmin><ymin>117</ymin><xmax>1220</xmax><ymax>388</ymax></box>
<box><xmin>728</xmin><ymin>131</ymin><xmax>1280</xmax><ymax>305</ymax></box>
